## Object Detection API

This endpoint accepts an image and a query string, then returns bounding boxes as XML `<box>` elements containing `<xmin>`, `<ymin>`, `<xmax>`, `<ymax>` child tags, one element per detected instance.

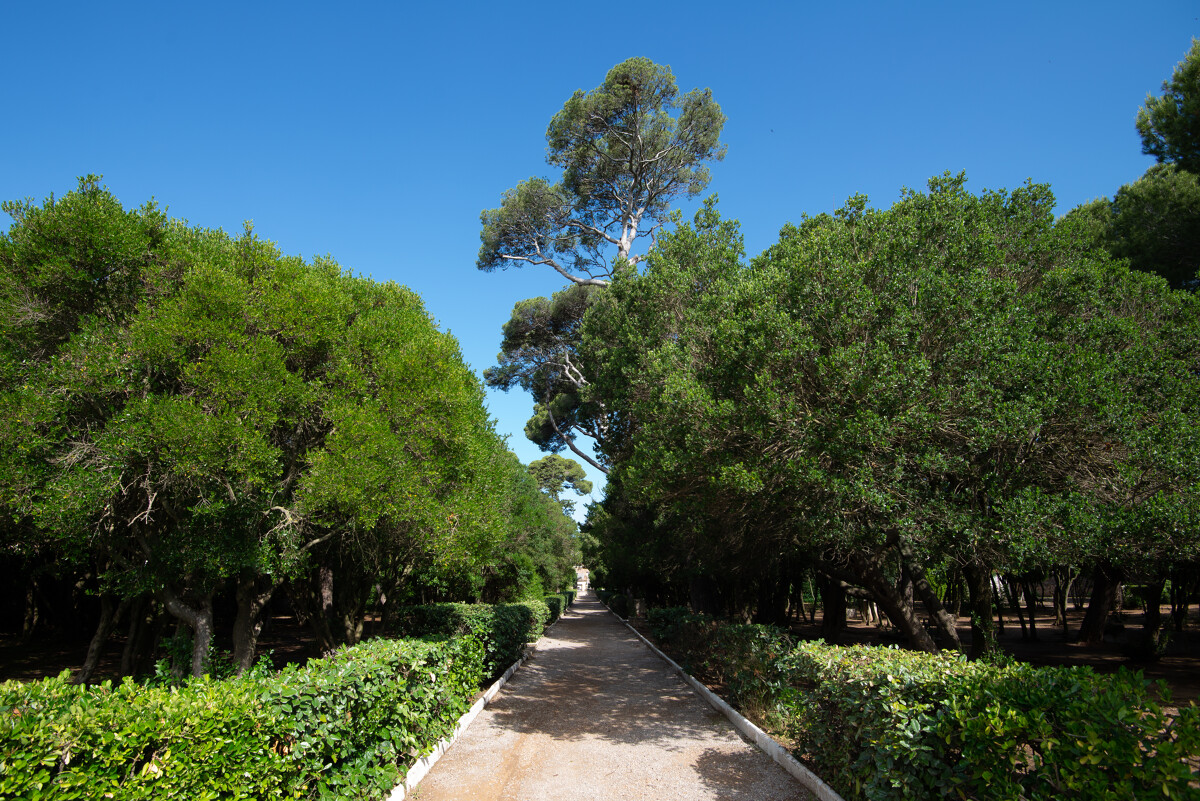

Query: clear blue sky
<box><xmin>3</xmin><ymin>2</ymin><xmax>1197</xmax><ymax>516</ymax></box>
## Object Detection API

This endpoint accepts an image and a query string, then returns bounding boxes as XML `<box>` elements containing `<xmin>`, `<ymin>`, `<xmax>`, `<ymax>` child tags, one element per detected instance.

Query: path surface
<box><xmin>412</xmin><ymin>593</ymin><xmax>812</xmax><ymax>801</ymax></box>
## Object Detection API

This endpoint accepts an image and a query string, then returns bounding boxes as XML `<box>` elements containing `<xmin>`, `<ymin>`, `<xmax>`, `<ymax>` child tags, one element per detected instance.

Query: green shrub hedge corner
<box><xmin>389</xmin><ymin>601</ymin><xmax>550</xmax><ymax>679</ymax></box>
<box><xmin>0</xmin><ymin>636</ymin><xmax>484</xmax><ymax>800</ymax></box>
<box><xmin>648</xmin><ymin>612</ymin><xmax>1200</xmax><ymax>801</ymax></box>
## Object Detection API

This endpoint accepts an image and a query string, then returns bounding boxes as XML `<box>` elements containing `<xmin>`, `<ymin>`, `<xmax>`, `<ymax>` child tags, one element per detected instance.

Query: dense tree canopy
<box><xmin>0</xmin><ymin>179</ymin><xmax>567</xmax><ymax>677</ymax></box>
<box><xmin>583</xmin><ymin>178</ymin><xmax>1200</xmax><ymax>654</ymax></box>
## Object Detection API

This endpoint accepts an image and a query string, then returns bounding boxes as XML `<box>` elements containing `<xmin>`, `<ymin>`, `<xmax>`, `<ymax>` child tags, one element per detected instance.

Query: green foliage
<box><xmin>479</xmin><ymin>58</ymin><xmax>726</xmax><ymax>472</ymax></box>
<box><xmin>388</xmin><ymin>601</ymin><xmax>550</xmax><ymax>679</ymax></box>
<box><xmin>0</xmin><ymin>636</ymin><xmax>483</xmax><ymax>800</ymax></box>
<box><xmin>544</xmin><ymin>594</ymin><xmax>563</xmax><ymax>623</ymax></box>
<box><xmin>584</xmin><ymin>178</ymin><xmax>1200</xmax><ymax>646</ymax></box>
<box><xmin>0</xmin><ymin>178</ymin><xmax>523</xmax><ymax>672</ymax></box>
<box><xmin>1065</xmin><ymin>164</ymin><xmax>1200</xmax><ymax>289</ymax></box>
<box><xmin>527</xmin><ymin>454</ymin><xmax>593</xmax><ymax>515</ymax></box>
<box><xmin>650</xmin><ymin>614</ymin><xmax>1200</xmax><ymax>801</ymax></box>
<box><xmin>1137</xmin><ymin>38</ymin><xmax>1200</xmax><ymax>174</ymax></box>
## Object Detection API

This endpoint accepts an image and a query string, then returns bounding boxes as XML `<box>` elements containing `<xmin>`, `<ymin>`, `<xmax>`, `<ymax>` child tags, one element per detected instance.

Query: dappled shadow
<box><xmin>486</xmin><ymin>597</ymin><xmax>723</xmax><ymax>750</ymax></box>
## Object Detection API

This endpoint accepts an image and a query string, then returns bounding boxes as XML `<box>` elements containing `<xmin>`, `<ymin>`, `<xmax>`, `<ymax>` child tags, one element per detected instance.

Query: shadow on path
<box><xmin>413</xmin><ymin>593</ymin><xmax>810</xmax><ymax>801</ymax></box>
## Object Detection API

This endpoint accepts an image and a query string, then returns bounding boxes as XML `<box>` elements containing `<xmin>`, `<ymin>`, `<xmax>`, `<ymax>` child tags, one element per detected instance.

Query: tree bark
<box><xmin>898</xmin><ymin>542</ymin><xmax>962</xmax><ymax>651</ymax></box>
<box><xmin>1020</xmin><ymin>577</ymin><xmax>1040</xmax><ymax>641</ymax></box>
<box><xmin>1052</xmin><ymin>566</ymin><xmax>1075</xmax><ymax>636</ymax></box>
<box><xmin>817</xmin><ymin>572</ymin><xmax>846</xmax><ymax>644</ymax></box>
<box><xmin>76</xmin><ymin>595</ymin><xmax>128</xmax><ymax>684</ymax></box>
<box><xmin>233</xmin><ymin>572</ymin><xmax>277</xmax><ymax>675</ymax></box>
<box><xmin>20</xmin><ymin>576</ymin><xmax>39</xmax><ymax>644</ymax></box>
<box><xmin>964</xmin><ymin>561</ymin><xmax>998</xmax><ymax>659</ymax></box>
<box><xmin>1078</xmin><ymin>563</ymin><xmax>1123</xmax><ymax>645</ymax></box>
<box><xmin>158</xmin><ymin>587</ymin><xmax>215</xmax><ymax>678</ymax></box>
<box><xmin>852</xmin><ymin>552</ymin><xmax>939</xmax><ymax>653</ymax></box>
<box><xmin>1136</xmin><ymin>576</ymin><xmax>1167</xmax><ymax>660</ymax></box>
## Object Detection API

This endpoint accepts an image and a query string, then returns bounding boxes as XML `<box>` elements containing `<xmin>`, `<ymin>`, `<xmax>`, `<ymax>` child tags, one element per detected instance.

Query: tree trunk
<box><xmin>76</xmin><ymin>595</ymin><xmax>128</xmax><ymax>684</ymax></box>
<box><xmin>1170</xmin><ymin>566</ymin><xmax>1196</xmax><ymax>632</ymax></box>
<box><xmin>1136</xmin><ymin>577</ymin><xmax>1168</xmax><ymax>660</ymax></box>
<box><xmin>1003</xmin><ymin>574</ymin><xmax>1028</xmax><ymax>639</ymax></box>
<box><xmin>1052</xmin><ymin>566</ymin><xmax>1075</xmax><ymax>636</ymax></box>
<box><xmin>1078</xmin><ymin>563</ymin><xmax>1122</xmax><ymax>645</ymax></box>
<box><xmin>20</xmin><ymin>576</ymin><xmax>39</xmax><ymax>644</ymax></box>
<box><xmin>853</xmin><ymin>552</ymin><xmax>938</xmax><ymax>653</ymax></box>
<box><xmin>899</xmin><ymin>542</ymin><xmax>962</xmax><ymax>651</ymax></box>
<box><xmin>818</xmin><ymin>572</ymin><xmax>846</xmax><ymax>644</ymax></box>
<box><xmin>753</xmin><ymin>562</ymin><xmax>790</xmax><ymax>626</ymax></box>
<box><xmin>233</xmin><ymin>572</ymin><xmax>277</xmax><ymax>675</ymax></box>
<box><xmin>964</xmin><ymin>561</ymin><xmax>997</xmax><ymax>659</ymax></box>
<box><xmin>1020</xmin><ymin>577</ymin><xmax>1040</xmax><ymax>641</ymax></box>
<box><xmin>158</xmin><ymin>587</ymin><xmax>215</xmax><ymax>678</ymax></box>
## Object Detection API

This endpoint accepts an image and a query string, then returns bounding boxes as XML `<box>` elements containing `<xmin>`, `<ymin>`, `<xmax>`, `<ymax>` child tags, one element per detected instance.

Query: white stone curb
<box><xmin>386</xmin><ymin>608</ymin><xmax>571</xmax><ymax>801</ymax></box>
<box><xmin>608</xmin><ymin>606</ymin><xmax>845</xmax><ymax>801</ymax></box>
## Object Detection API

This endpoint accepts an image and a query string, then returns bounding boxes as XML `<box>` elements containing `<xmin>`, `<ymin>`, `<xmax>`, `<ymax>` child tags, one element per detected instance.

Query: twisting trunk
<box><xmin>77</xmin><ymin>595</ymin><xmax>129</xmax><ymax>684</ymax></box>
<box><xmin>898</xmin><ymin>542</ymin><xmax>962</xmax><ymax>651</ymax></box>
<box><xmin>1136</xmin><ymin>577</ymin><xmax>1168</xmax><ymax>659</ymax></box>
<box><xmin>158</xmin><ymin>587</ymin><xmax>215</xmax><ymax>678</ymax></box>
<box><xmin>233</xmin><ymin>572</ymin><xmax>277</xmax><ymax>675</ymax></box>
<box><xmin>1020</xmin><ymin>577</ymin><xmax>1040</xmax><ymax>641</ymax></box>
<box><xmin>1052</xmin><ymin>566</ymin><xmax>1075</xmax><ymax>636</ymax></box>
<box><xmin>1003</xmin><ymin>574</ymin><xmax>1028</xmax><ymax>639</ymax></box>
<box><xmin>964</xmin><ymin>560</ymin><xmax>998</xmax><ymax>659</ymax></box>
<box><xmin>818</xmin><ymin>572</ymin><xmax>847</xmax><ymax>644</ymax></box>
<box><xmin>1078</xmin><ymin>562</ymin><xmax>1123</xmax><ymax>645</ymax></box>
<box><xmin>853</xmin><ymin>552</ymin><xmax>938</xmax><ymax>653</ymax></box>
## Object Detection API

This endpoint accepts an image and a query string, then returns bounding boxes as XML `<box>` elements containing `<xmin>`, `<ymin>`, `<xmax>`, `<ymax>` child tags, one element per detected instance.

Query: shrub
<box><xmin>544</xmin><ymin>595</ymin><xmax>563</xmax><ymax>624</ymax></box>
<box><xmin>647</xmin><ymin>613</ymin><xmax>1200</xmax><ymax>800</ymax></box>
<box><xmin>607</xmin><ymin>594</ymin><xmax>630</xmax><ymax>618</ymax></box>
<box><xmin>389</xmin><ymin>601</ymin><xmax>549</xmax><ymax>678</ymax></box>
<box><xmin>0</xmin><ymin>635</ymin><xmax>483</xmax><ymax>800</ymax></box>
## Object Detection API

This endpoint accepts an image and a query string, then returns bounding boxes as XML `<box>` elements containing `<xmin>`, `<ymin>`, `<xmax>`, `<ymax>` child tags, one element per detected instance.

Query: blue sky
<box><xmin>3</xmin><ymin>2</ymin><xmax>1197</xmax><ymax>516</ymax></box>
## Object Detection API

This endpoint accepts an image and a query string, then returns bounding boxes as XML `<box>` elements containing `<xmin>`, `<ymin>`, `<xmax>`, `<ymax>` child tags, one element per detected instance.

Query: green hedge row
<box><xmin>648</xmin><ymin>609</ymin><xmax>1200</xmax><ymax>801</ymax></box>
<box><xmin>0</xmin><ymin>635</ymin><xmax>484</xmax><ymax>800</ymax></box>
<box><xmin>544</xmin><ymin>590</ymin><xmax>575</xmax><ymax>624</ymax></box>
<box><xmin>388</xmin><ymin>601</ymin><xmax>550</xmax><ymax>679</ymax></box>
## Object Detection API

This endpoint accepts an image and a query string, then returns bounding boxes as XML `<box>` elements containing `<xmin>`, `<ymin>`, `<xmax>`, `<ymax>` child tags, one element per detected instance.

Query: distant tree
<box><xmin>1137</xmin><ymin>38</ymin><xmax>1200</xmax><ymax>174</ymax></box>
<box><xmin>478</xmin><ymin>57</ymin><xmax>726</xmax><ymax>286</ymax></box>
<box><xmin>1064</xmin><ymin>165</ymin><xmax>1200</xmax><ymax>290</ymax></box>
<box><xmin>479</xmin><ymin>58</ymin><xmax>726</xmax><ymax>469</ymax></box>
<box><xmin>527</xmin><ymin>454</ymin><xmax>593</xmax><ymax>515</ymax></box>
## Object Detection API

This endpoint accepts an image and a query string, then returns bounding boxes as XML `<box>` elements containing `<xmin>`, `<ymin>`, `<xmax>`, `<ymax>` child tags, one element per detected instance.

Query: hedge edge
<box><xmin>605</xmin><ymin>602</ymin><xmax>845</xmax><ymax>801</ymax></box>
<box><xmin>387</xmin><ymin>608</ymin><xmax>570</xmax><ymax>800</ymax></box>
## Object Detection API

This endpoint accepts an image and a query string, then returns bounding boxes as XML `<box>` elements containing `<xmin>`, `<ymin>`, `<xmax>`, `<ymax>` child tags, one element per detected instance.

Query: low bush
<box><xmin>649</xmin><ymin>612</ymin><xmax>1200</xmax><ymax>801</ymax></box>
<box><xmin>389</xmin><ymin>601</ymin><xmax>550</xmax><ymax>678</ymax></box>
<box><xmin>545</xmin><ymin>595</ymin><xmax>564</xmax><ymax>623</ymax></box>
<box><xmin>607</xmin><ymin>594</ymin><xmax>630</xmax><ymax>618</ymax></box>
<box><xmin>0</xmin><ymin>635</ymin><xmax>483</xmax><ymax>800</ymax></box>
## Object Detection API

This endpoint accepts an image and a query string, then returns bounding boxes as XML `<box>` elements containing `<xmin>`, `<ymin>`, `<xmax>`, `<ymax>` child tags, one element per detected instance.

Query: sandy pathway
<box><xmin>411</xmin><ymin>593</ymin><xmax>812</xmax><ymax>801</ymax></box>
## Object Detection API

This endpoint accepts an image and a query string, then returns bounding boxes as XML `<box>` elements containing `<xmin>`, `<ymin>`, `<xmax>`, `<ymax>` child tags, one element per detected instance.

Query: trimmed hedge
<box><xmin>544</xmin><ymin>591</ymin><xmax>575</xmax><ymax>624</ymax></box>
<box><xmin>545</xmin><ymin>595</ymin><xmax>564</xmax><ymax>623</ymax></box>
<box><xmin>389</xmin><ymin>601</ymin><xmax>550</xmax><ymax>679</ymax></box>
<box><xmin>649</xmin><ymin>610</ymin><xmax>1200</xmax><ymax>801</ymax></box>
<box><xmin>0</xmin><ymin>635</ymin><xmax>483</xmax><ymax>800</ymax></box>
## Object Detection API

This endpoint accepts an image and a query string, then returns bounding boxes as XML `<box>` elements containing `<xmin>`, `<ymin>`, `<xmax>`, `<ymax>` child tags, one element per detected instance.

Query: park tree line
<box><xmin>480</xmin><ymin>46</ymin><xmax>1200</xmax><ymax>658</ymax></box>
<box><xmin>0</xmin><ymin>178</ymin><xmax>581</xmax><ymax>678</ymax></box>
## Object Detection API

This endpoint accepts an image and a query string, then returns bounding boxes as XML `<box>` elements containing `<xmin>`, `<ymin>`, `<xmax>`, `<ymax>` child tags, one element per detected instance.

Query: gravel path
<box><xmin>411</xmin><ymin>593</ymin><xmax>813</xmax><ymax>801</ymax></box>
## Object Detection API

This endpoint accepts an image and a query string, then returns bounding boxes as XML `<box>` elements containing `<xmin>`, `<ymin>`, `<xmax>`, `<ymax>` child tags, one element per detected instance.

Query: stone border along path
<box><xmin>396</xmin><ymin>592</ymin><xmax>839</xmax><ymax>801</ymax></box>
